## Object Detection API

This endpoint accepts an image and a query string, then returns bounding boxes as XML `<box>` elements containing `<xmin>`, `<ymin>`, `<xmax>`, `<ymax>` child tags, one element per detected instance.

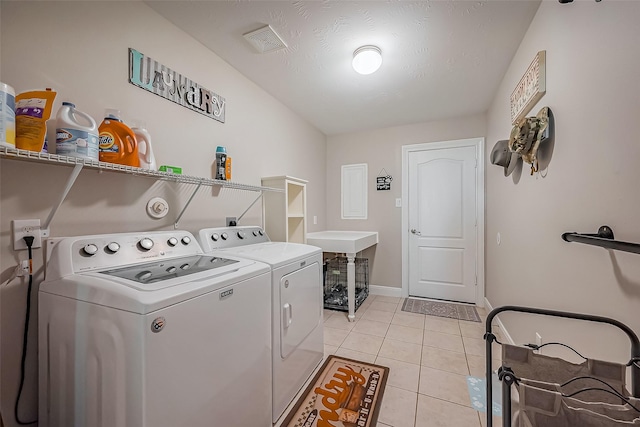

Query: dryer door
<box><xmin>280</xmin><ymin>262</ymin><xmax>321</xmax><ymax>358</ymax></box>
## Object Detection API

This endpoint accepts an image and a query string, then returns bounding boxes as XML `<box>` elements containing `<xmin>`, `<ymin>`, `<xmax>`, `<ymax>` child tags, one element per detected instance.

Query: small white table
<box><xmin>306</xmin><ymin>231</ymin><xmax>379</xmax><ymax>322</ymax></box>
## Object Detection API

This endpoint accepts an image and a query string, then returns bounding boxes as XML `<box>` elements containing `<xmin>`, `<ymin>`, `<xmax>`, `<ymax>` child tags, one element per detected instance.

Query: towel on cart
<box><xmin>502</xmin><ymin>344</ymin><xmax>629</xmax><ymax>405</ymax></box>
<box><xmin>518</xmin><ymin>379</ymin><xmax>640</xmax><ymax>427</ymax></box>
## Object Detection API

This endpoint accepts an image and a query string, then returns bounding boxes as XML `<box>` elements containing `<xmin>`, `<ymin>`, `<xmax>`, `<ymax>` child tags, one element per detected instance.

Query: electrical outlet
<box><xmin>13</xmin><ymin>219</ymin><xmax>42</xmax><ymax>250</ymax></box>
<box><xmin>226</xmin><ymin>217</ymin><xmax>237</xmax><ymax>226</ymax></box>
<box><xmin>395</xmin><ymin>198</ymin><xmax>402</xmax><ymax>208</ymax></box>
<box><xmin>313</xmin><ymin>216</ymin><xmax>318</xmax><ymax>225</ymax></box>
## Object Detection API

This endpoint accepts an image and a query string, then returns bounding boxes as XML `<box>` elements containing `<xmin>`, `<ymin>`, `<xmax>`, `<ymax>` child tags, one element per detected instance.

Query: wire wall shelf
<box><xmin>0</xmin><ymin>147</ymin><xmax>283</xmax><ymax>193</ymax></box>
<box><xmin>1</xmin><ymin>146</ymin><xmax>283</xmax><ymax>230</ymax></box>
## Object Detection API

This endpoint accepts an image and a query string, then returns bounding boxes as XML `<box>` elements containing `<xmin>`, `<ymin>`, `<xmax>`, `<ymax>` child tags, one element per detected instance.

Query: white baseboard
<box><xmin>484</xmin><ymin>298</ymin><xmax>515</xmax><ymax>345</ymax></box>
<box><xmin>369</xmin><ymin>285</ymin><xmax>402</xmax><ymax>298</ymax></box>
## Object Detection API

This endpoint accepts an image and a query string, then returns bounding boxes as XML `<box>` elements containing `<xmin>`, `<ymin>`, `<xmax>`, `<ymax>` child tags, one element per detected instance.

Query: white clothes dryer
<box><xmin>198</xmin><ymin>226</ymin><xmax>324</xmax><ymax>424</ymax></box>
<box><xmin>39</xmin><ymin>230</ymin><xmax>272</xmax><ymax>427</ymax></box>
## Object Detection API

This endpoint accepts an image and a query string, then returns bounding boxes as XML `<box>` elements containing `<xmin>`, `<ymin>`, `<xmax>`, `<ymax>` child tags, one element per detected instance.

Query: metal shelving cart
<box><xmin>485</xmin><ymin>306</ymin><xmax>640</xmax><ymax>427</ymax></box>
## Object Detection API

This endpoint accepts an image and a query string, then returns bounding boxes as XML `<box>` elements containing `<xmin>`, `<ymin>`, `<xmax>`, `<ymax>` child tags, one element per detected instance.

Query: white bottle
<box><xmin>55</xmin><ymin>102</ymin><xmax>99</xmax><ymax>160</ymax></box>
<box><xmin>130</xmin><ymin>120</ymin><xmax>156</xmax><ymax>170</ymax></box>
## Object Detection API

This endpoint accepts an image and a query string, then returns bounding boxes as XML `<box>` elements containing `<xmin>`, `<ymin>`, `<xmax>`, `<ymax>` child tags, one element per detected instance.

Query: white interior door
<box><xmin>408</xmin><ymin>145</ymin><xmax>478</xmax><ymax>303</ymax></box>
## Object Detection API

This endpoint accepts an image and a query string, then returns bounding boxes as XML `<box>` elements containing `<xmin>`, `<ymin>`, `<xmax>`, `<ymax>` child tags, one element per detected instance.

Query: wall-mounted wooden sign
<box><xmin>129</xmin><ymin>48</ymin><xmax>225</xmax><ymax>123</ymax></box>
<box><xmin>510</xmin><ymin>50</ymin><xmax>546</xmax><ymax>124</ymax></box>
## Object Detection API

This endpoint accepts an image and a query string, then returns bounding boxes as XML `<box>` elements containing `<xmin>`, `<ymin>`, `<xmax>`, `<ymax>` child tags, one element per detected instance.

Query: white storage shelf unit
<box><xmin>262</xmin><ymin>176</ymin><xmax>307</xmax><ymax>243</ymax></box>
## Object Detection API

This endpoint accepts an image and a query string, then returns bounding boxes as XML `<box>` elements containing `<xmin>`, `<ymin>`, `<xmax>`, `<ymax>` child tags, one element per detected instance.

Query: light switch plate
<box><xmin>395</xmin><ymin>198</ymin><xmax>402</xmax><ymax>208</ymax></box>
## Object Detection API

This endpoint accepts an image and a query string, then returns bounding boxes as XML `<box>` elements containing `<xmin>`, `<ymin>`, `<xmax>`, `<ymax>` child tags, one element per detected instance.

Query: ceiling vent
<box><xmin>243</xmin><ymin>25</ymin><xmax>287</xmax><ymax>53</ymax></box>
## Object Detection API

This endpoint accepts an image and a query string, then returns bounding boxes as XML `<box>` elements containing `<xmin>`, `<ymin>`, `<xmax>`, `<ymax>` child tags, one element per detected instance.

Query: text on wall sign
<box><xmin>129</xmin><ymin>48</ymin><xmax>225</xmax><ymax>123</ymax></box>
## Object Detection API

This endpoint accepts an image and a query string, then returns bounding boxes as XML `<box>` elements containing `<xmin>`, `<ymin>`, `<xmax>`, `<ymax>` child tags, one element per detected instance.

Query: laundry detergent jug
<box><xmin>98</xmin><ymin>110</ymin><xmax>139</xmax><ymax>167</ymax></box>
<box><xmin>131</xmin><ymin>121</ymin><xmax>156</xmax><ymax>170</ymax></box>
<box><xmin>55</xmin><ymin>102</ymin><xmax>99</xmax><ymax>160</ymax></box>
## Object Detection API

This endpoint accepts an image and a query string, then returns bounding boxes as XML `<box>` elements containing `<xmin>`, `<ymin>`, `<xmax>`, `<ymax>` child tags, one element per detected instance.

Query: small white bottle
<box><xmin>130</xmin><ymin>120</ymin><xmax>156</xmax><ymax>170</ymax></box>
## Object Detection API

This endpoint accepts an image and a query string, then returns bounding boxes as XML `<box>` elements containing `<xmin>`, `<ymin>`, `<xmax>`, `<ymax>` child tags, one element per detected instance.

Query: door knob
<box><xmin>410</xmin><ymin>229</ymin><xmax>422</xmax><ymax>236</ymax></box>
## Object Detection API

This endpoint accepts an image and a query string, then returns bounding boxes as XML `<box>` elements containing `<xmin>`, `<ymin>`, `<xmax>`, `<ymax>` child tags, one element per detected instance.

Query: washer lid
<box><xmin>99</xmin><ymin>254</ymin><xmax>238</xmax><ymax>289</ymax></box>
<box><xmin>219</xmin><ymin>242</ymin><xmax>321</xmax><ymax>268</ymax></box>
<box><xmin>40</xmin><ymin>254</ymin><xmax>270</xmax><ymax>314</ymax></box>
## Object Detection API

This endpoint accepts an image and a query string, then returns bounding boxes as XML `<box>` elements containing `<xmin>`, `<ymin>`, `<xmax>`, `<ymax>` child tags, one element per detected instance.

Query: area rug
<box><xmin>281</xmin><ymin>355</ymin><xmax>389</xmax><ymax>427</ymax></box>
<box><xmin>402</xmin><ymin>298</ymin><xmax>481</xmax><ymax>322</ymax></box>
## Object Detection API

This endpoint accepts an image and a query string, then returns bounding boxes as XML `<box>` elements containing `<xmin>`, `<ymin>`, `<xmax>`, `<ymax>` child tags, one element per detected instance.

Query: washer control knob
<box><xmin>221</xmin><ymin>232</ymin><xmax>228</xmax><ymax>240</ymax></box>
<box><xmin>83</xmin><ymin>244</ymin><xmax>99</xmax><ymax>256</ymax></box>
<box><xmin>136</xmin><ymin>271</ymin><xmax>152</xmax><ymax>281</ymax></box>
<box><xmin>253</xmin><ymin>230</ymin><xmax>259</xmax><ymax>236</ymax></box>
<box><xmin>237</xmin><ymin>231</ymin><xmax>246</xmax><ymax>239</ymax></box>
<box><xmin>106</xmin><ymin>242</ymin><xmax>120</xmax><ymax>253</ymax></box>
<box><xmin>181</xmin><ymin>236</ymin><xmax>191</xmax><ymax>245</ymax></box>
<box><xmin>167</xmin><ymin>237</ymin><xmax>178</xmax><ymax>247</ymax></box>
<box><xmin>139</xmin><ymin>238</ymin><xmax>154</xmax><ymax>251</ymax></box>
<box><xmin>180</xmin><ymin>263</ymin><xmax>190</xmax><ymax>270</ymax></box>
<box><xmin>211</xmin><ymin>233</ymin><xmax>220</xmax><ymax>242</ymax></box>
<box><xmin>166</xmin><ymin>266</ymin><xmax>177</xmax><ymax>273</ymax></box>
<box><xmin>258</xmin><ymin>230</ymin><xmax>264</xmax><ymax>236</ymax></box>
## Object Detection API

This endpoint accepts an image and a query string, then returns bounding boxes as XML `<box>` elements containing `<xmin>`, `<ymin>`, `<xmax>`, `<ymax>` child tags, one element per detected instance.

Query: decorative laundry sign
<box><xmin>376</xmin><ymin>168</ymin><xmax>392</xmax><ymax>191</ymax></box>
<box><xmin>510</xmin><ymin>50</ymin><xmax>545</xmax><ymax>124</ymax></box>
<box><xmin>128</xmin><ymin>48</ymin><xmax>225</xmax><ymax>123</ymax></box>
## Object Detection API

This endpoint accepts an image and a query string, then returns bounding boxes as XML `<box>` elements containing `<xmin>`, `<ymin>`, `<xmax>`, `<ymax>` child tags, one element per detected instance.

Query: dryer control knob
<box><xmin>237</xmin><ymin>231</ymin><xmax>246</xmax><ymax>239</ymax></box>
<box><xmin>106</xmin><ymin>242</ymin><xmax>120</xmax><ymax>253</ymax></box>
<box><xmin>253</xmin><ymin>230</ymin><xmax>259</xmax><ymax>236</ymax></box>
<box><xmin>221</xmin><ymin>232</ymin><xmax>228</xmax><ymax>240</ymax></box>
<box><xmin>139</xmin><ymin>238</ymin><xmax>154</xmax><ymax>251</ymax></box>
<box><xmin>181</xmin><ymin>236</ymin><xmax>191</xmax><ymax>245</ymax></box>
<box><xmin>211</xmin><ymin>233</ymin><xmax>220</xmax><ymax>242</ymax></box>
<box><xmin>167</xmin><ymin>237</ymin><xmax>178</xmax><ymax>247</ymax></box>
<box><xmin>83</xmin><ymin>244</ymin><xmax>99</xmax><ymax>256</ymax></box>
<box><xmin>180</xmin><ymin>263</ymin><xmax>190</xmax><ymax>270</ymax></box>
<box><xmin>258</xmin><ymin>230</ymin><xmax>264</xmax><ymax>236</ymax></box>
<box><xmin>166</xmin><ymin>266</ymin><xmax>177</xmax><ymax>273</ymax></box>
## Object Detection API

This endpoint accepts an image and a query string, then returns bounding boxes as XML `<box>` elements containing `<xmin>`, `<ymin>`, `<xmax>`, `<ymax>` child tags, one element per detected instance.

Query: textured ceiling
<box><xmin>146</xmin><ymin>0</ymin><xmax>541</xmax><ymax>135</ymax></box>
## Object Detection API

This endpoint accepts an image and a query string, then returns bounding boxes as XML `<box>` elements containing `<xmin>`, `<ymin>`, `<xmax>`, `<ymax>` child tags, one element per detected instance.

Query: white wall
<box><xmin>326</xmin><ymin>114</ymin><xmax>486</xmax><ymax>289</ymax></box>
<box><xmin>486</xmin><ymin>1</ymin><xmax>640</xmax><ymax>366</ymax></box>
<box><xmin>0</xmin><ymin>2</ymin><xmax>326</xmax><ymax>425</ymax></box>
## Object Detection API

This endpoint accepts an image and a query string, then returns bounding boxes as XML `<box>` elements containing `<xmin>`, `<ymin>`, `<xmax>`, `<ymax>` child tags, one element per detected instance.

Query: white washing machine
<box><xmin>39</xmin><ymin>230</ymin><xmax>272</xmax><ymax>427</ymax></box>
<box><xmin>197</xmin><ymin>226</ymin><xmax>324</xmax><ymax>424</ymax></box>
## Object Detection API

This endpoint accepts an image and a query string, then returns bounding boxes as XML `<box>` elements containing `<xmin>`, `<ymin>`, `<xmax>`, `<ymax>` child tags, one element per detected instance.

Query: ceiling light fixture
<box><xmin>352</xmin><ymin>45</ymin><xmax>382</xmax><ymax>75</ymax></box>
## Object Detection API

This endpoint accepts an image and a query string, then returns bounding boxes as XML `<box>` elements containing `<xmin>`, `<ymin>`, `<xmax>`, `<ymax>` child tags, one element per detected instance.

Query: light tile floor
<box><xmin>322</xmin><ymin>295</ymin><xmax>504</xmax><ymax>427</ymax></box>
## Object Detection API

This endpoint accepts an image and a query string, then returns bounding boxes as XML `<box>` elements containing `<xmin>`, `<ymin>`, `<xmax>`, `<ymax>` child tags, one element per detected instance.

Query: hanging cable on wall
<box><xmin>14</xmin><ymin>235</ymin><xmax>38</xmax><ymax>425</ymax></box>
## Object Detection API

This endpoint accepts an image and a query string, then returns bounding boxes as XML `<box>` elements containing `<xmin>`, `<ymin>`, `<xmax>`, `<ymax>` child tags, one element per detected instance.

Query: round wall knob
<box><xmin>139</xmin><ymin>238</ymin><xmax>154</xmax><ymax>251</ymax></box>
<box><xmin>167</xmin><ymin>237</ymin><xmax>178</xmax><ymax>247</ymax></box>
<box><xmin>83</xmin><ymin>244</ymin><xmax>99</xmax><ymax>256</ymax></box>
